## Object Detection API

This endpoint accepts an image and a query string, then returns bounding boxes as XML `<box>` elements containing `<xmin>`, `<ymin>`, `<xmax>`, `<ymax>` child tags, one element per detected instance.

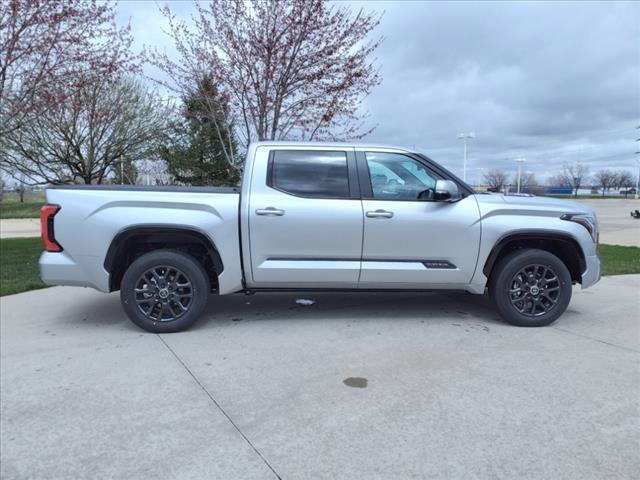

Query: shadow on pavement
<box><xmin>194</xmin><ymin>291</ymin><xmax>504</xmax><ymax>330</ymax></box>
<box><xmin>61</xmin><ymin>289</ymin><xmax>505</xmax><ymax>332</ymax></box>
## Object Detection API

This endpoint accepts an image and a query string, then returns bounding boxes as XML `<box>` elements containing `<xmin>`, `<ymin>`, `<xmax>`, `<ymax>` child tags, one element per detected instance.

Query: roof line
<box><xmin>249</xmin><ymin>140</ymin><xmax>412</xmax><ymax>152</ymax></box>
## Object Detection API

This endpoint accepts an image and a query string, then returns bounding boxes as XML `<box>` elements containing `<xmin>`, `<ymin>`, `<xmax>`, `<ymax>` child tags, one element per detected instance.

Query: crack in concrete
<box><xmin>156</xmin><ymin>334</ymin><xmax>282</xmax><ymax>480</ymax></box>
<box><xmin>551</xmin><ymin>326</ymin><xmax>640</xmax><ymax>354</ymax></box>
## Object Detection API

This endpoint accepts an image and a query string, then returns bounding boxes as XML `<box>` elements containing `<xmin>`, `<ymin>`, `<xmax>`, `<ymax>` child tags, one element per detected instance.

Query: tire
<box><xmin>120</xmin><ymin>250</ymin><xmax>210</xmax><ymax>333</ymax></box>
<box><xmin>489</xmin><ymin>248</ymin><xmax>572</xmax><ymax>327</ymax></box>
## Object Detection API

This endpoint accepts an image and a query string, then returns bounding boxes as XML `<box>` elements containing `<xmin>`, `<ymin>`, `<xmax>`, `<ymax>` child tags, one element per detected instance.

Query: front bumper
<box><xmin>581</xmin><ymin>253</ymin><xmax>601</xmax><ymax>289</ymax></box>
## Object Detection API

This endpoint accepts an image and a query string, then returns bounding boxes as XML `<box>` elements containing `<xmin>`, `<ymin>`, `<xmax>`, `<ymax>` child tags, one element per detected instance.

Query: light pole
<box><xmin>635</xmin><ymin>156</ymin><xmax>639</xmax><ymax>200</ymax></box>
<box><xmin>515</xmin><ymin>158</ymin><xmax>526</xmax><ymax>194</ymax></box>
<box><xmin>457</xmin><ymin>132</ymin><xmax>475</xmax><ymax>182</ymax></box>
<box><xmin>635</xmin><ymin>128</ymin><xmax>639</xmax><ymax>199</ymax></box>
<box><xmin>476</xmin><ymin>167</ymin><xmax>485</xmax><ymax>188</ymax></box>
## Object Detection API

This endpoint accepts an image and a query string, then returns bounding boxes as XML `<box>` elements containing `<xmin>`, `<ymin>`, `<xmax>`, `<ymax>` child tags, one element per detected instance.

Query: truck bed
<box><xmin>41</xmin><ymin>185</ymin><xmax>244</xmax><ymax>294</ymax></box>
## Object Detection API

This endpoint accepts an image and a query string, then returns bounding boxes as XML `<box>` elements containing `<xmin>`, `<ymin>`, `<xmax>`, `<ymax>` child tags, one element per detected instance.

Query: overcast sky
<box><xmin>117</xmin><ymin>0</ymin><xmax>639</xmax><ymax>183</ymax></box>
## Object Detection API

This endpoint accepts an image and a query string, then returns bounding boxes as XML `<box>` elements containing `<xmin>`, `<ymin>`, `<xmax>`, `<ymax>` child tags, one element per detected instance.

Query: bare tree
<box><xmin>594</xmin><ymin>169</ymin><xmax>616</xmax><ymax>197</ymax></box>
<box><xmin>512</xmin><ymin>172</ymin><xmax>537</xmax><ymax>191</ymax></box>
<box><xmin>546</xmin><ymin>174</ymin><xmax>572</xmax><ymax>188</ymax></box>
<box><xmin>562</xmin><ymin>162</ymin><xmax>590</xmax><ymax>197</ymax></box>
<box><xmin>0</xmin><ymin>78</ymin><xmax>169</xmax><ymax>185</ymax></box>
<box><xmin>615</xmin><ymin>170</ymin><xmax>635</xmax><ymax>198</ymax></box>
<box><xmin>146</xmin><ymin>0</ymin><xmax>382</xmax><ymax>168</ymax></box>
<box><xmin>0</xmin><ymin>0</ymin><xmax>137</xmax><ymax>137</ymax></box>
<box><xmin>483</xmin><ymin>169</ymin><xmax>508</xmax><ymax>192</ymax></box>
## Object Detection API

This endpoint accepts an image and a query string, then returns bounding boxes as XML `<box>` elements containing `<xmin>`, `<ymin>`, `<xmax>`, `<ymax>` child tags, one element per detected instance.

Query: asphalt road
<box><xmin>1</xmin><ymin>276</ymin><xmax>639</xmax><ymax>479</ymax></box>
<box><xmin>579</xmin><ymin>199</ymin><xmax>640</xmax><ymax>246</ymax></box>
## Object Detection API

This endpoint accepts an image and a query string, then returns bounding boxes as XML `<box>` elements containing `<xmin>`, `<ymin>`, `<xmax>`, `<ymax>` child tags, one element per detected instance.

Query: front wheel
<box><xmin>120</xmin><ymin>250</ymin><xmax>210</xmax><ymax>333</ymax></box>
<box><xmin>489</xmin><ymin>248</ymin><xmax>572</xmax><ymax>327</ymax></box>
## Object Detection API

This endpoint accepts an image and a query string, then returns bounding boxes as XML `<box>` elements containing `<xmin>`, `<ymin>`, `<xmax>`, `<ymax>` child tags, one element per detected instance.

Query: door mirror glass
<box><xmin>434</xmin><ymin>180</ymin><xmax>461</xmax><ymax>202</ymax></box>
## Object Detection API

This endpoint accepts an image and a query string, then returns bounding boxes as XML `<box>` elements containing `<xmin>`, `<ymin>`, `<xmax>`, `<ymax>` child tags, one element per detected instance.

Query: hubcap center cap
<box><xmin>530</xmin><ymin>286</ymin><xmax>540</xmax><ymax>295</ymax></box>
<box><xmin>158</xmin><ymin>288</ymin><xmax>169</xmax><ymax>299</ymax></box>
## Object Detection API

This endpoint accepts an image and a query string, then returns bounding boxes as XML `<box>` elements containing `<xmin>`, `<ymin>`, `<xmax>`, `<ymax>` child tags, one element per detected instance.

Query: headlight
<box><xmin>561</xmin><ymin>213</ymin><xmax>599</xmax><ymax>243</ymax></box>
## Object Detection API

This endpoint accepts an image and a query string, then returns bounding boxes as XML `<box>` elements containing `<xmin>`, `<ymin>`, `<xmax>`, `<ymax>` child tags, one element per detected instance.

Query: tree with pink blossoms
<box><xmin>0</xmin><ymin>0</ymin><xmax>138</xmax><ymax>136</ymax></box>
<box><xmin>146</xmin><ymin>0</ymin><xmax>383</xmax><ymax>169</ymax></box>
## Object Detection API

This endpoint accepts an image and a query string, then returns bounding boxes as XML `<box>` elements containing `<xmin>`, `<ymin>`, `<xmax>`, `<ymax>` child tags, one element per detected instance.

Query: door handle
<box><xmin>366</xmin><ymin>209</ymin><xmax>394</xmax><ymax>219</ymax></box>
<box><xmin>255</xmin><ymin>207</ymin><xmax>285</xmax><ymax>216</ymax></box>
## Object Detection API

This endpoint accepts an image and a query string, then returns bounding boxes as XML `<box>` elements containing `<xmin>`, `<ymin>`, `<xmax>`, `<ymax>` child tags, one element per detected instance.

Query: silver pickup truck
<box><xmin>40</xmin><ymin>141</ymin><xmax>600</xmax><ymax>332</ymax></box>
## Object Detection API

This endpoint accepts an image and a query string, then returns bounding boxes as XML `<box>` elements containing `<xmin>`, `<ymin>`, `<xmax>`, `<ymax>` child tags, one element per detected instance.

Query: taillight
<box><xmin>41</xmin><ymin>204</ymin><xmax>62</xmax><ymax>252</ymax></box>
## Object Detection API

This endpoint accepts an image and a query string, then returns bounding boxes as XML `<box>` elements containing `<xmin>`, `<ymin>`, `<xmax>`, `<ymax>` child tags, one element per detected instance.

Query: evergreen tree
<box><xmin>160</xmin><ymin>78</ymin><xmax>241</xmax><ymax>186</ymax></box>
<box><xmin>112</xmin><ymin>159</ymin><xmax>139</xmax><ymax>185</ymax></box>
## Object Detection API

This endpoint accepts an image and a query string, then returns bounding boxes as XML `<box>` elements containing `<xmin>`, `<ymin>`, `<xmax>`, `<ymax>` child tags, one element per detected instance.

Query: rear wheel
<box><xmin>120</xmin><ymin>250</ymin><xmax>209</xmax><ymax>333</ymax></box>
<box><xmin>489</xmin><ymin>248</ymin><xmax>572</xmax><ymax>327</ymax></box>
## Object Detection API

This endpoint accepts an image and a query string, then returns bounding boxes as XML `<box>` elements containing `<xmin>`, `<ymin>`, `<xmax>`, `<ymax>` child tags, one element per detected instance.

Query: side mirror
<box><xmin>434</xmin><ymin>180</ymin><xmax>461</xmax><ymax>202</ymax></box>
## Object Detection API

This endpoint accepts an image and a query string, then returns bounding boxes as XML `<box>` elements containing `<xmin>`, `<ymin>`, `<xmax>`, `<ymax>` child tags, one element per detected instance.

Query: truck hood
<box><xmin>475</xmin><ymin>193</ymin><xmax>595</xmax><ymax>216</ymax></box>
<box><xmin>500</xmin><ymin>195</ymin><xmax>594</xmax><ymax>214</ymax></box>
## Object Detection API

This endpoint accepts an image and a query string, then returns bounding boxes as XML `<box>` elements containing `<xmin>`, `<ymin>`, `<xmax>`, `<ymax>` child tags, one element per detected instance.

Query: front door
<box><xmin>358</xmin><ymin>150</ymin><xmax>481</xmax><ymax>288</ymax></box>
<box><xmin>248</xmin><ymin>147</ymin><xmax>363</xmax><ymax>288</ymax></box>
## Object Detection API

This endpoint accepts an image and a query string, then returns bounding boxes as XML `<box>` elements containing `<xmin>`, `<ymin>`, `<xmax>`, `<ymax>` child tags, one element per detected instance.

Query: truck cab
<box><xmin>241</xmin><ymin>143</ymin><xmax>480</xmax><ymax>290</ymax></box>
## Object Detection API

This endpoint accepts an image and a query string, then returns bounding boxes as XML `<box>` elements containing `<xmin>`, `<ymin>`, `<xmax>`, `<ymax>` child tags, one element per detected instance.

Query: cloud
<box><xmin>358</xmin><ymin>0</ymin><xmax>639</xmax><ymax>181</ymax></box>
<box><xmin>116</xmin><ymin>0</ymin><xmax>639</xmax><ymax>182</ymax></box>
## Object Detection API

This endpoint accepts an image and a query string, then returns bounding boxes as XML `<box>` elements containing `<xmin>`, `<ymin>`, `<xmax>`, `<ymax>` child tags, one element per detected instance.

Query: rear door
<box><xmin>357</xmin><ymin>150</ymin><xmax>481</xmax><ymax>288</ymax></box>
<box><xmin>247</xmin><ymin>147</ymin><xmax>363</xmax><ymax>288</ymax></box>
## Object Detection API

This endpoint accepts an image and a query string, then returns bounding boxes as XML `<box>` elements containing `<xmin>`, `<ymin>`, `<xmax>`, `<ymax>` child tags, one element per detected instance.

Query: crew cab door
<box><xmin>357</xmin><ymin>150</ymin><xmax>481</xmax><ymax>287</ymax></box>
<box><xmin>247</xmin><ymin>147</ymin><xmax>363</xmax><ymax>288</ymax></box>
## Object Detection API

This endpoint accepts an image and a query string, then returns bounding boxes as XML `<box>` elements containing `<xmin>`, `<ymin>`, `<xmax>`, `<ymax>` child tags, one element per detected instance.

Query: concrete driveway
<box><xmin>0</xmin><ymin>219</ymin><xmax>40</xmax><ymax>239</ymax></box>
<box><xmin>1</xmin><ymin>276</ymin><xmax>639</xmax><ymax>479</ymax></box>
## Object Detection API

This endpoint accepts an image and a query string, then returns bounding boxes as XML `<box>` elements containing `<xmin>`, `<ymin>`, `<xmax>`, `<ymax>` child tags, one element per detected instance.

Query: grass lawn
<box><xmin>0</xmin><ymin>239</ymin><xmax>638</xmax><ymax>296</ymax></box>
<box><xmin>0</xmin><ymin>191</ymin><xmax>46</xmax><ymax>219</ymax></box>
<box><xmin>0</xmin><ymin>237</ymin><xmax>47</xmax><ymax>296</ymax></box>
<box><xmin>0</xmin><ymin>201</ymin><xmax>43</xmax><ymax>219</ymax></box>
<box><xmin>544</xmin><ymin>194</ymin><xmax>637</xmax><ymax>200</ymax></box>
<box><xmin>598</xmin><ymin>244</ymin><xmax>640</xmax><ymax>276</ymax></box>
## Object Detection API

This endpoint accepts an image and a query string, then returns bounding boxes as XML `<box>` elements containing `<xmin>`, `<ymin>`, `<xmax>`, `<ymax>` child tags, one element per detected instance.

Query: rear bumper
<box><xmin>581</xmin><ymin>253</ymin><xmax>601</xmax><ymax>289</ymax></box>
<box><xmin>39</xmin><ymin>251</ymin><xmax>109</xmax><ymax>291</ymax></box>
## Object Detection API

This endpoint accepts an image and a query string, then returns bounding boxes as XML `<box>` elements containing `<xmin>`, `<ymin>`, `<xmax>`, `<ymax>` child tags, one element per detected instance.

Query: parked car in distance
<box><xmin>40</xmin><ymin>142</ymin><xmax>601</xmax><ymax>332</ymax></box>
<box><xmin>620</xmin><ymin>187</ymin><xmax>637</xmax><ymax>195</ymax></box>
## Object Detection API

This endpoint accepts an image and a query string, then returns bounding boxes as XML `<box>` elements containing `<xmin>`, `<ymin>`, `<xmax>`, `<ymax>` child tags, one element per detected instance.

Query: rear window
<box><xmin>268</xmin><ymin>150</ymin><xmax>350</xmax><ymax>198</ymax></box>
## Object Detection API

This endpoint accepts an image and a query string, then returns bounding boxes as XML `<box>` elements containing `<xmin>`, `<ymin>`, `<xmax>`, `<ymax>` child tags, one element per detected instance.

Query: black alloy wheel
<box><xmin>120</xmin><ymin>250</ymin><xmax>210</xmax><ymax>333</ymax></box>
<box><xmin>508</xmin><ymin>264</ymin><xmax>561</xmax><ymax>317</ymax></box>
<box><xmin>489</xmin><ymin>248</ymin><xmax>572</xmax><ymax>327</ymax></box>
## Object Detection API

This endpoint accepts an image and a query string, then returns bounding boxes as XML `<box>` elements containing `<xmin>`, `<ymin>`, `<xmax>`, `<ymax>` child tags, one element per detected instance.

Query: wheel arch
<box><xmin>104</xmin><ymin>225</ymin><xmax>223</xmax><ymax>292</ymax></box>
<box><xmin>483</xmin><ymin>230</ymin><xmax>586</xmax><ymax>284</ymax></box>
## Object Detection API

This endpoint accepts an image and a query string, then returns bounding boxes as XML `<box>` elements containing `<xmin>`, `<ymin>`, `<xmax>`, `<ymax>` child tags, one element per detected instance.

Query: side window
<box><xmin>365</xmin><ymin>152</ymin><xmax>441</xmax><ymax>201</ymax></box>
<box><xmin>269</xmin><ymin>150</ymin><xmax>350</xmax><ymax>198</ymax></box>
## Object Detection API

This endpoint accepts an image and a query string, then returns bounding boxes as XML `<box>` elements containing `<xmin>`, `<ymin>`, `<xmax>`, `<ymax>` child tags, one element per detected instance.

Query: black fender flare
<box><xmin>482</xmin><ymin>230</ymin><xmax>586</xmax><ymax>279</ymax></box>
<box><xmin>104</xmin><ymin>225</ymin><xmax>223</xmax><ymax>291</ymax></box>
